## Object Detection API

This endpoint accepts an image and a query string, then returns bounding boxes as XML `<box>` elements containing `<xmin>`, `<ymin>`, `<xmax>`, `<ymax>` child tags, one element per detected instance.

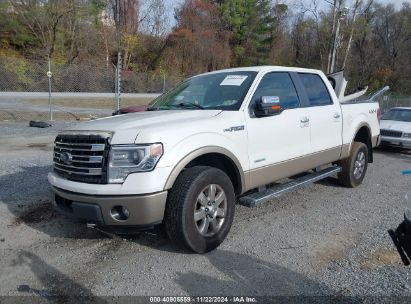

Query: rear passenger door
<box><xmin>298</xmin><ymin>73</ymin><xmax>343</xmax><ymax>160</ymax></box>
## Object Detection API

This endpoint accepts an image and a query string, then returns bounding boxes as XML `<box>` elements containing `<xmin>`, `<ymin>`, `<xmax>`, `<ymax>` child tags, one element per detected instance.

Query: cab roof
<box><xmin>196</xmin><ymin>65</ymin><xmax>323</xmax><ymax>76</ymax></box>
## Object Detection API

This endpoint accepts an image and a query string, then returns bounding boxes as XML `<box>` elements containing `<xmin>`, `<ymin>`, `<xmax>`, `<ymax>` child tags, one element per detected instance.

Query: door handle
<box><xmin>333</xmin><ymin>113</ymin><xmax>341</xmax><ymax>119</ymax></box>
<box><xmin>300</xmin><ymin>117</ymin><xmax>310</xmax><ymax>123</ymax></box>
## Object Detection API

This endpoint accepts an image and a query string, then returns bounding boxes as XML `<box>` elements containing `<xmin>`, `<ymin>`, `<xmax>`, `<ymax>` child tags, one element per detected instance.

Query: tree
<box><xmin>9</xmin><ymin>0</ymin><xmax>77</xmax><ymax>59</ymax></box>
<box><xmin>269</xmin><ymin>3</ymin><xmax>292</xmax><ymax>65</ymax></box>
<box><xmin>219</xmin><ymin>0</ymin><xmax>275</xmax><ymax>66</ymax></box>
<box><xmin>165</xmin><ymin>0</ymin><xmax>230</xmax><ymax>75</ymax></box>
<box><xmin>291</xmin><ymin>14</ymin><xmax>321</xmax><ymax>67</ymax></box>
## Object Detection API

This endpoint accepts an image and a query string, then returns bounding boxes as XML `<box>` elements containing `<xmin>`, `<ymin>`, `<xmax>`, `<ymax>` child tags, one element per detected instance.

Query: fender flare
<box><xmin>163</xmin><ymin>146</ymin><xmax>246</xmax><ymax>193</ymax></box>
<box><xmin>346</xmin><ymin>122</ymin><xmax>373</xmax><ymax>162</ymax></box>
<box><xmin>349</xmin><ymin>122</ymin><xmax>371</xmax><ymax>150</ymax></box>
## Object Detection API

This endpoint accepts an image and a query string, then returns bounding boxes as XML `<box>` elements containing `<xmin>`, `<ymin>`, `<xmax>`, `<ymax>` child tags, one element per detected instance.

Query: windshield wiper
<box><xmin>164</xmin><ymin>102</ymin><xmax>204</xmax><ymax>110</ymax></box>
<box><xmin>147</xmin><ymin>102</ymin><xmax>204</xmax><ymax>111</ymax></box>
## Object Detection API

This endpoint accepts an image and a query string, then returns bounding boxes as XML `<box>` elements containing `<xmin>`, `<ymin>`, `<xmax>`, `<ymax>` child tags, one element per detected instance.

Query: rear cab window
<box><xmin>299</xmin><ymin>73</ymin><xmax>333</xmax><ymax>106</ymax></box>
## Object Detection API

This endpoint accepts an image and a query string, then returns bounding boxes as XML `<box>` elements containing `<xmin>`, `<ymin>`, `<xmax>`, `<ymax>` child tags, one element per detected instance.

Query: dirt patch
<box><xmin>360</xmin><ymin>248</ymin><xmax>402</xmax><ymax>269</ymax></box>
<box><xmin>26</xmin><ymin>143</ymin><xmax>53</xmax><ymax>151</ymax></box>
<box><xmin>315</xmin><ymin>232</ymin><xmax>360</xmax><ymax>265</ymax></box>
<box><xmin>14</xmin><ymin>201</ymin><xmax>57</xmax><ymax>225</ymax></box>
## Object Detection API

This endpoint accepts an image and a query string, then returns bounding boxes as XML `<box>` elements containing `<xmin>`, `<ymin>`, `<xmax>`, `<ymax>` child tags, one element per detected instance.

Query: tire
<box><xmin>338</xmin><ymin>142</ymin><xmax>368</xmax><ymax>188</ymax></box>
<box><xmin>164</xmin><ymin>166</ymin><xmax>235</xmax><ymax>253</ymax></box>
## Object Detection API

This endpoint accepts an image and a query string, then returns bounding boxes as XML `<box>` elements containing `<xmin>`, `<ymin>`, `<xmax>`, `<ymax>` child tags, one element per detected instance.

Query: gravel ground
<box><xmin>0</xmin><ymin>121</ymin><xmax>410</xmax><ymax>301</ymax></box>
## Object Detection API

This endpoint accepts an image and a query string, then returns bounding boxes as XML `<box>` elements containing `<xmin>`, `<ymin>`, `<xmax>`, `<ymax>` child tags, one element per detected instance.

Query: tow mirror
<box><xmin>254</xmin><ymin>96</ymin><xmax>282</xmax><ymax>117</ymax></box>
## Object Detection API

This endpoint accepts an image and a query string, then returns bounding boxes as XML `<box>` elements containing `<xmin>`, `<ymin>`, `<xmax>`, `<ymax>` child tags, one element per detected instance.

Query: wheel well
<box><xmin>185</xmin><ymin>153</ymin><xmax>242</xmax><ymax>195</ymax></box>
<box><xmin>354</xmin><ymin>126</ymin><xmax>373</xmax><ymax>163</ymax></box>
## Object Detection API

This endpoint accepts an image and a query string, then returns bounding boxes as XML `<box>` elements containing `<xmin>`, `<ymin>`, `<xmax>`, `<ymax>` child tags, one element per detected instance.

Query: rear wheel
<box><xmin>164</xmin><ymin>166</ymin><xmax>235</xmax><ymax>253</ymax></box>
<box><xmin>338</xmin><ymin>142</ymin><xmax>368</xmax><ymax>187</ymax></box>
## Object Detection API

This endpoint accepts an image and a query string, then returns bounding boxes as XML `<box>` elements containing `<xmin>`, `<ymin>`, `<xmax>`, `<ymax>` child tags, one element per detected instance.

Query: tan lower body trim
<box><xmin>244</xmin><ymin>147</ymin><xmax>341</xmax><ymax>191</ymax></box>
<box><xmin>340</xmin><ymin>143</ymin><xmax>351</xmax><ymax>159</ymax></box>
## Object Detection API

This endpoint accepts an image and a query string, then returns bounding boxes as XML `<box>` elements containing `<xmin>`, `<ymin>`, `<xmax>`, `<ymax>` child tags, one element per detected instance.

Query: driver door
<box><xmin>245</xmin><ymin>72</ymin><xmax>311</xmax><ymax>189</ymax></box>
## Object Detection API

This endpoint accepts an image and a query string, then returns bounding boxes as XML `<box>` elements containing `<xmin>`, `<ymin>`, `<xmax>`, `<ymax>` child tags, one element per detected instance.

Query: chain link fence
<box><xmin>0</xmin><ymin>55</ymin><xmax>410</xmax><ymax>122</ymax></box>
<box><xmin>378</xmin><ymin>95</ymin><xmax>411</xmax><ymax>113</ymax></box>
<box><xmin>0</xmin><ymin>56</ymin><xmax>183</xmax><ymax>122</ymax></box>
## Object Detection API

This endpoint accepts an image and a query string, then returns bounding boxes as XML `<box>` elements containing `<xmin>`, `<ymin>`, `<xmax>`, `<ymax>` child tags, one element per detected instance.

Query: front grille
<box><xmin>380</xmin><ymin>129</ymin><xmax>403</xmax><ymax>138</ymax></box>
<box><xmin>53</xmin><ymin>133</ymin><xmax>110</xmax><ymax>184</ymax></box>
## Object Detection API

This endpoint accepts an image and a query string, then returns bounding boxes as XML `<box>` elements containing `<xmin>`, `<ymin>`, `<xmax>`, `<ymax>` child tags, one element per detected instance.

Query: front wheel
<box><xmin>164</xmin><ymin>166</ymin><xmax>235</xmax><ymax>253</ymax></box>
<box><xmin>338</xmin><ymin>141</ymin><xmax>369</xmax><ymax>187</ymax></box>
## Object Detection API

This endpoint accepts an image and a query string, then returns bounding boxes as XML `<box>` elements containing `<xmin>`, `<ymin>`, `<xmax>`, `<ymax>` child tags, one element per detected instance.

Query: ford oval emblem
<box><xmin>61</xmin><ymin>152</ymin><xmax>73</xmax><ymax>165</ymax></box>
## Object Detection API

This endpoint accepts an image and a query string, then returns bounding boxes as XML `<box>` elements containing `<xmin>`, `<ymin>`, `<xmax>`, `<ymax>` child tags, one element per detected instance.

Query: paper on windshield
<box><xmin>220</xmin><ymin>75</ymin><xmax>248</xmax><ymax>86</ymax></box>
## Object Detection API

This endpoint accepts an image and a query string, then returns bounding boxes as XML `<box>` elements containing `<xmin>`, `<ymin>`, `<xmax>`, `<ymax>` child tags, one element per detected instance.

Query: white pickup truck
<box><xmin>48</xmin><ymin>66</ymin><xmax>381</xmax><ymax>253</ymax></box>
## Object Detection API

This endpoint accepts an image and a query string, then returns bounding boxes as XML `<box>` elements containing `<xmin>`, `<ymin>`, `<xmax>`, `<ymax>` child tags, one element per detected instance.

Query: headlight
<box><xmin>403</xmin><ymin>133</ymin><xmax>411</xmax><ymax>138</ymax></box>
<box><xmin>108</xmin><ymin>143</ymin><xmax>163</xmax><ymax>183</ymax></box>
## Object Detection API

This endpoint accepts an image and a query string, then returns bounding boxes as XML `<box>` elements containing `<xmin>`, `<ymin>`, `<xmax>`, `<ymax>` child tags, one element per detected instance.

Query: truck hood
<box><xmin>380</xmin><ymin>120</ymin><xmax>411</xmax><ymax>133</ymax></box>
<box><xmin>65</xmin><ymin>110</ymin><xmax>222</xmax><ymax>144</ymax></box>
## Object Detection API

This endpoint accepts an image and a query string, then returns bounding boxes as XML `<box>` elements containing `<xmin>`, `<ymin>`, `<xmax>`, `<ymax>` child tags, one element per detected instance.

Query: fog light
<box><xmin>110</xmin><ymin>206</ymin><xmax>130</xmax><ymax>221</ymax></box>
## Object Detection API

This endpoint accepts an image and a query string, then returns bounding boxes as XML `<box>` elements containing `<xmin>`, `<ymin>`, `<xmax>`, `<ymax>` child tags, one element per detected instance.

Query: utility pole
<box><xmin>115</xmin><ymin>0</ymin><xmax>122</xmax><ymax>114</ymax></box>
<box><xmin>47</xmin><ymin>56</ymin><xmax>53</xmax><ymax>121</ymax></box>
<box><xmin>115</xmin><ymin>52</ymin><xmax>122</xmax><ymax>113</ymax></box>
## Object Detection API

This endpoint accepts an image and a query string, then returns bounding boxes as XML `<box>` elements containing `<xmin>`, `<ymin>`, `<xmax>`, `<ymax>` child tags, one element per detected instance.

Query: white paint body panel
<box><xmin>341</xmin><ymin>103</ymin><xmax>380</xmax><ymax>147</ymax></box>
<box><xmin>48</xmin><ymin>166</ymin><xmax>173</xmax><ymax>195</ymax></box>
<box><xmin>308</xmin><ymin>104</ymin><xmax>343</xmax><ymax>156</ymax></box>
<box><xmin>48</xmin><ymin>66</ymin><xmax>380</xmax><ymax>195</ymax></box>
<box><xmin>245</xmin><ymin>108</ymin><xmax>311</xmax><ymax>169</ymax></box>
<box><xmin>305</xmin><ymin>72</ymin><xmax>343</xmax><ymax>155</ymax></box>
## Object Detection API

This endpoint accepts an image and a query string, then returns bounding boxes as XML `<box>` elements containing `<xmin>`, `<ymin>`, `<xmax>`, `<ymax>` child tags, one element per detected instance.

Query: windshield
<box><xmin>381</xmin><ymin>109</ymin><xmax>411</xmax><ymax>122</ymax></box>
<box><xmin>149</xmin><ymin>71</ymin><xmax>257</xmax><ymax>111</ymax></box>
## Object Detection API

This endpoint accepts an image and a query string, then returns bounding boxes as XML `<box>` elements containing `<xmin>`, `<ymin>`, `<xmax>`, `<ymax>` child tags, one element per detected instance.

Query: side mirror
<box><xmin>254</xmin><ymin>96</ymin><xmax>282</xmax><ymax>117</ymax></box>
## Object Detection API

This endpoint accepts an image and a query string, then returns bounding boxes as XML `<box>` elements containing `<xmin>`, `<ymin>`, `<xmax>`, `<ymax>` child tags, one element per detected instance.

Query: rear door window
<box><xmin>299</xmin><ymin>73</ymin><xmax>333</xmax><ymax>106</ymax></box>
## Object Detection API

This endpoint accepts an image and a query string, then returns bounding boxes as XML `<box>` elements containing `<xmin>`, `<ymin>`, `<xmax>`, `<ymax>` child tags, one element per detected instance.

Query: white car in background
<box><xmin>380</xmin><ymin>107</ymin><xmax>411</xmax><ymax>148</ymax></box>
